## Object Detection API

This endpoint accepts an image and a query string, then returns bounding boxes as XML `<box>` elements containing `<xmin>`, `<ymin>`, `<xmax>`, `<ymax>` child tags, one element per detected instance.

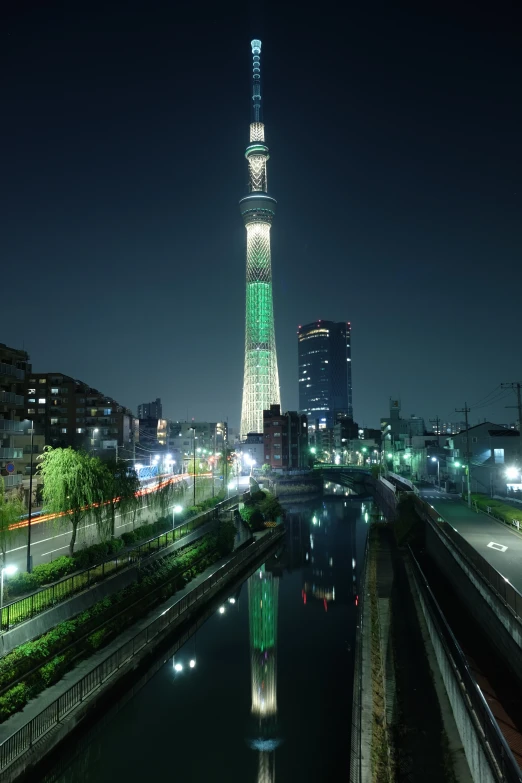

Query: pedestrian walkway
<box><xmin>421</xmin><ymin>494</ymin><xmax>522</xmax><ymax>594</ymax></box>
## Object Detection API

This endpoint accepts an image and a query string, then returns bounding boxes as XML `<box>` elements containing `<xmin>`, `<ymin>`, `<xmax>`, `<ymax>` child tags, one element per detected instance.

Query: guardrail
<box><xmin>1</xmin><ymin>494</ymin><xmax>245</xmax><ymax>632</ymax></box>
<box><xmin>413</xmin><ymin>495</ymin><xmax>522</xmax><ymax>622</ymax></box>
<box><xmin>408</xmin><ymin>547</ymin><xmax>522</xmax><ymax>783</ymax></box>
<box><xmin>0</xmin><ymin>528</ymin><xmax>284</xmax><ymax>775</ymax></box>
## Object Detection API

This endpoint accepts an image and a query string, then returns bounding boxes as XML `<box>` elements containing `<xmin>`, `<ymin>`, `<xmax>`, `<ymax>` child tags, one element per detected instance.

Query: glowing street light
<box><xmin>189</xmin><ymin>659</ymin><xmax>196</xmax><ymax>668</ymax></box>
<box><xmin>218</xmin><ymin>606</ymin><xmax>225</xmax><ymax>615</ymax></box>
<box><xmin>174</xmin><ymin>662</ymin><xmax>183</xmax><ymax>673</ymax></box>
<box><xmin>506</xmin><ymin>467</ymin><xmax>520</xmax><ymax>480</ymax></box>
<box><xmin>172</xmin><ymin>504</ymin><xmax>183</xmax><ymax>532</ymax></box>
<box><xmin>0</xmin><ymin>565</ymin><xmax>17</xmax><ymax>623</ymax></box>
<box><xmin>431</xmin><ymin>456</ymin><xmax>440</xmax><ymax>488</ymax></box>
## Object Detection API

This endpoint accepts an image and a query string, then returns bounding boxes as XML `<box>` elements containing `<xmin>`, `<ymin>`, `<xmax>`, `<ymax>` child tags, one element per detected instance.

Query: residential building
<box><xmin>381</xmin><ymin>399</ymin><xmax>426</xmax><ymax>451</ymax></box>
<box><xmin>446</xmin><ymin>422</ymin><xmax>521</xmax><ymax>495</ymax></box>
<box><xmin>263</xmin><ymin>404</ymin><xmax>308</xmax><ymax>471</ymax></box>
<box><xmin>237</xmin><ymin>433</ymin><xmax>265</xmax><ymax>473</ymax></box>
<box><xmin>25</xmin><ymin>373</ymin><xmax>134</xmax><ymax>459</ymax></box>
<box><xmin>432</xmin><ymin>421</ymin><xmax>467</xmax><ymax>436</ymax></box>
<box><xmin>137</xmin><ymin>398</ymin><xmax>162</xmax><ymax>420</ymax></box>
<box><xmin>167</xmin><ymin>421</ymin><xmax>227</xmax><ymax>471</ymax></box>
<box><xmin>135</xmin><ymin>417</ymin><xmax>167</xmax><ymax>462</ymax></box>
<box><xmin>298</xmin><ymin>320</ymin><xmax>352</xmax><ymax>429</ymax></box>
<box><xmin>0</xmin><ymin>343</ymin><xmax>30</xmax><ymax>490</ymax></box>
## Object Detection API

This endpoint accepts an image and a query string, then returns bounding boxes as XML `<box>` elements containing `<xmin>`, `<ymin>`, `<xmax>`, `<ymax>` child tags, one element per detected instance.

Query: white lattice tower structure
<box><xmin>239</xmin><ymin>40</ymin><xmax>281</xmax><ymax>438</ymax></box>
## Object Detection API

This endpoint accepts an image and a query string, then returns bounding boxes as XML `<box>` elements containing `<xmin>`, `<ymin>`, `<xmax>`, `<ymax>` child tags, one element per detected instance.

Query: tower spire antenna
<box><xmin>251</xmin><ymin>39</ymin><xmax>262</xmax><ymax>123</ymax></box>
<box><xmin>239</xmin><ymin>39</ymin><xmax>281</xmax><ymax>438</ymax></box>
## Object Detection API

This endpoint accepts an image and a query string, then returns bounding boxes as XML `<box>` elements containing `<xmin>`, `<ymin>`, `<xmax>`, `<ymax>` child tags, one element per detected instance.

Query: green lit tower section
<box><xmin>240</xmin><ymin>39</ymin><xmax>281</xmax><ymax>439</ymax></box>
<box><xmin>248</xmin><ymin>566</ymin><xmax>279</xmax><ymax>783</ymax></box>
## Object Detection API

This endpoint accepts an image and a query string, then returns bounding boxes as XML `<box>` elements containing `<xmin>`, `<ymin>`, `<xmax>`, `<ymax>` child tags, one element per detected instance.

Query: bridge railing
<box><xmin>414</xmin><ymin>495</ymin><xmax>522</xmax><ymax>622</ymax></box>
<box><xmin>408</xmin><ymin>547</ymin><xmax>522</xmax><ymax>783</ymax></box>
<box><xmin>0</xmin><ymin>527</ymin><xmax>284</xmax><ymax>775</ymax></box>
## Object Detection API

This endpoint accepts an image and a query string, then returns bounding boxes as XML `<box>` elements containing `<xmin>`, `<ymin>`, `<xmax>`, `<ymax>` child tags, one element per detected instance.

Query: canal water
<box><xmin>41</xmin><ymin>487</ymin><xmax>371</xmax><ymax>783</ymax></box>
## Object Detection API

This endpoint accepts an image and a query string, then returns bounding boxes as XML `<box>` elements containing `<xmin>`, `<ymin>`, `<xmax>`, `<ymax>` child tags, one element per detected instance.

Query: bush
<box><xmin>0</xmin><ymin>684</ymin><xmax>30</xmax><ymax>721</ymax></box>
<box><xmin>87</xmin><ymin>628</ymin><xmax>108</xmax><ymax>650</ymax></box>
<box><xmin>249</xmin><ymin>510</ymin><xmax>265</xmax><ymax>531</ymax></box>
<box><xmin>121</xmin><ymin>531</ymin><xmax>137</xmax><ymax>547</ymax></box>
<box><xmin>40</xmin><ymin>654</ymin><xmax>68</xmax><ymax>687</ymax></box>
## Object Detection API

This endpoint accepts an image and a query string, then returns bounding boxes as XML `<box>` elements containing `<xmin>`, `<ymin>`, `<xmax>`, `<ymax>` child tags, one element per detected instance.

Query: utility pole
<box><xmin>456</xmin><ymin>404</ymin><xmax>471</xmax><ymax>507</ymax></box>
<box><xmin>27</xmin><ymin>420</ymin><xmax>34</xmax><ymax>573</ymax></box>
<box><xmin>430</xmin><ymin>416</ymin><xmax>441</xmax><ymax>447</ymax></box>
<box><xmin>501</xmin><ymin>382</ymin><xmax>522</xmax><ymax>460</ymax></box>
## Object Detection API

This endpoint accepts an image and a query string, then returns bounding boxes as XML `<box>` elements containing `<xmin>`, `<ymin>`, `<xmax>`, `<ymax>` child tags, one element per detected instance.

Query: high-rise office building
<box><xmin>240</xmin><ymin>40</ymin><xmax>281</xmax><ymax>438</ymax></box>
<box><xmin>297</xmin><ymin>321</ymin><xmax>353</xmax><ymax>429</ymax></box>
<box><xmin>137</xmin><ymin>398</ymin><xmax>162</xmax><ymax>420</ymax></box>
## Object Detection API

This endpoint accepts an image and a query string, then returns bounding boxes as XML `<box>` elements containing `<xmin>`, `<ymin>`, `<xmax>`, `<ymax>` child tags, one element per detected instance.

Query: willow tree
<box><xmin>0</xmin><ymin>480</ymin><xmax>25</xmax><ymax>566</ymax></box>
<box><xmin>100</xmin><ymin>460</ymin><xmax>141</xmax><ymax>539</ymax></box>
<box><xmin>38</xmin><ymin>447</ymin><xmax>106</xmax><ymax>555</ymax></box>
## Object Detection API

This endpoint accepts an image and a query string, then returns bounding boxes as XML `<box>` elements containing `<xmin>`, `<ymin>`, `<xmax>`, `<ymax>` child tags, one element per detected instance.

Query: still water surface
<box><xmin>45</xmin><ymin>489</ymin><xmax>370</xmax><ymax>782</ymax></box>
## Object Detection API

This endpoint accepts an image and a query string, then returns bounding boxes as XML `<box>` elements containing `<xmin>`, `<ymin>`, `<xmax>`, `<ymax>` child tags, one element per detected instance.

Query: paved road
<box><xmin>5</xmin><ymin>476</ymin><xmax>221</xmax><ymax>573</ymax></box>
<box><xmin>418</xmin><ymin>487</ymin><xmax>522</xmax><ymax>594</ymax></box>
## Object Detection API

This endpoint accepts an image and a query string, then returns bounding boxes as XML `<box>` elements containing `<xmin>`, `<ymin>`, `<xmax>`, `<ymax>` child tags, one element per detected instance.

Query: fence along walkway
<box><xmin>0</xmin><ymin>528</ymin><xmax>283</xmax><ymax>775</ymax></box>
<box><xmin>1</xmin><ymin>495</ymin><xmax>243</xmax><ymax>633</ymax></box>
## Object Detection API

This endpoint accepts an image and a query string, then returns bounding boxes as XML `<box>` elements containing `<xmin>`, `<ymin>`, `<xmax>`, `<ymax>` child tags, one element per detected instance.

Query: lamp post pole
<box><xmin>191</xmin><ymin>427</ymin><xmax>196</xmax><ymax>506</ymax></box>
<box><xmin>27</xmin><ymin>420</ymin><xmax>34</xmax><ymax>573</ymax></box>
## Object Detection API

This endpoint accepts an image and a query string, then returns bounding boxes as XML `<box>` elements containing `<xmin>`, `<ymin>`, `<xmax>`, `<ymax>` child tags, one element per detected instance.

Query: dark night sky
<box><xmin>3</xmin><ymin>1</ymin><xmax>521</xmax><ymax>430</ymax></box>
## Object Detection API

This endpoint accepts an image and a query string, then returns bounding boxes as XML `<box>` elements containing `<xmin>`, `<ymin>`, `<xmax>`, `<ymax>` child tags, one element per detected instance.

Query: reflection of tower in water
<box><xmin>248</xmin><ymin>565</ymin><xmax>280</xmax><ymax>783</ymax></box>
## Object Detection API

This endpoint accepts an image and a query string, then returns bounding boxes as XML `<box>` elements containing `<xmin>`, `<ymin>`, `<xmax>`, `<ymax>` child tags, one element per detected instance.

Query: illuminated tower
<box><xmin>240</xmin><ymin>40</ymin><xmax>281</xmax><ymax>438</ymax></box>
<box><xmin>248</xmin><ymin>566</ymin><xmax>280</xmax><ymax>783</ymax></box>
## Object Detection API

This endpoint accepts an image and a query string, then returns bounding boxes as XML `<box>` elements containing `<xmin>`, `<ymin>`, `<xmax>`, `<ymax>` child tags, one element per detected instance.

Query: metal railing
<box><xmin>414</xmin><ymin>495</ymin><xmax>522</xmax><ymax>622</ymax></box>
<box><xmin>0</xmin><ymin>528</ymin><xmax>283</xmax><ymax>774</ymax></box>
<box><xmin>0</xmin><ymin>364</ymin><xmax>24</xmax><ymax>381</ymax></box>
<box><xmin>2</xmin><ymin>475</ymin><xmax>22</xmax><ymax>489</ymax></box>
<box><xmin>0</xmin><ymin>449</ymin><xmax>22</xmax><ymax>460</ymax></box>
<box><xmin>0</xmin><ymin>392</ymin><xmax>24</xmax><ymax>407</ymax></box>
<box><xmin>409</xmin><ymin>548</ymin><xmax>522</xmax><ymax>783</ymax></box>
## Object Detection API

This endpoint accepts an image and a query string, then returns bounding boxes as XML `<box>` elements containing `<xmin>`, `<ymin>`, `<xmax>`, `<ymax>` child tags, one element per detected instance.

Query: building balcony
<box><xmin>0</xmin><ymin>420</ymin><xmax>24</xmax><ymax>433</ymax></box>
<box><xmin>2</xmin><ymin>474</ymin><xmax>22</xmax><ymax>488</ymax></box>
<box><xmin>0</xmin><ymin>391</ymin><xmax>24</xmax><ymax>407</ymax></box>
<box><xmin>0</xmin><ymin>363</ymin><xmax>24</xmax><ymax>381</ymax></box>
<box><xmin>0</xmin><ymin>448</ymin><xmax>23</xmax><ymax>459</ymax></box>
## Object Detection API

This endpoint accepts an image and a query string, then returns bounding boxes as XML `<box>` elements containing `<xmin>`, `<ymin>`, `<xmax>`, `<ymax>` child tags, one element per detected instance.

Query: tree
<box><xmin>259</xmin><ymin>493</ymin><xmax>284</xmax><ymax>522</ymax></box>
<box><xmin>38</xmin><ymin>447</ymin><xmax>107</xmax><ymax>555</ymax></box>
<box><xmin>100</xmin><ymin>460</ymin><xmax>141</xmax><ymax>539</ymax></box>
<box><xmin>261</xmin><ymin>463</ymin><xmax>271</xmax><ymax>475</ymax></box>
<box><xmin>0</xmin><ymin>480</ymin><xmax>25</xmax><ymax>566</ymax></box>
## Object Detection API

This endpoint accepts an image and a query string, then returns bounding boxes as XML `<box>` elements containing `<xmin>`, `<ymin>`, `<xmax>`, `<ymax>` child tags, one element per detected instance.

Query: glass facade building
<box><xmin>297</xmin><ymin>321</ymin><xmax>352</xmax><ymax>428</ymax></box>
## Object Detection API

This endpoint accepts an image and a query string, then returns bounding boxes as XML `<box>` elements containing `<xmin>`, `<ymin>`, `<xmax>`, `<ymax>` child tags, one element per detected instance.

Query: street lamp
<box><xmin>24</xmin><ymin>419</ymin><xmax>35</xmax><ymax>573</ymax></box>
<box><xmin>431</xmin><ymin>456</ymin><xmax>440</xmax><ymax>489</ymax></box>
<box><xmin>190</xmin><ymin>427</ymin><xmax>196</xmax><ymax>506</ymax></box>
<box><xmin>506</xmin><ymin>467</ymin><xmax>520</xmax><ymax>481</ymax></box>
<box><xmin>0</xmin><ymin>565</ymin><xmax>17</xmax><ymax>626</ymax></box>
<box><xmin>172</xmin><ymin>504</ymin><xmax>182</xmax><ymax>532</ymax></box>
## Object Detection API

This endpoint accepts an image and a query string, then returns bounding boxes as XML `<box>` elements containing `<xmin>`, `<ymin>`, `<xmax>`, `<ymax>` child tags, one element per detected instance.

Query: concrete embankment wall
<box><xmin>424</xmin><ymin>521</ymin><xmax>522</xmax><ymax>689</ymax></box>
<box><xmin>408</xmin><ymin>558</ymin><xmax>496</xmax><ymax>783</ymax></box>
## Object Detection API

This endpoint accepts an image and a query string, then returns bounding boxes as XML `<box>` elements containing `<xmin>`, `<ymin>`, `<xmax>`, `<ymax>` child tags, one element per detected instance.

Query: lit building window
<box><xmin>38</xmin><ymin>398</ymin><xmax>46</xmax><ymax>404</ymax></box>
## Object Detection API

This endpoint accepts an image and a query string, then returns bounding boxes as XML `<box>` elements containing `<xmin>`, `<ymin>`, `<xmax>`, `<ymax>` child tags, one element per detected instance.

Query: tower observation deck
<box><xmin>240</xmin><ymin>39</ymin><xmax>281</xmax><ymax>439</ymax></box>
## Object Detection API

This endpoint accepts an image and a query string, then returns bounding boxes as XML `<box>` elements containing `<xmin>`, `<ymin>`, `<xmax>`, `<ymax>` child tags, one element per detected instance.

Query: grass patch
<box><xmin>368</xmin><ymin>526</ymin><xmax>393</xmax><ymax>782</ymax></box>
<box><xmin>468</xmin><ymin>493</ymin><xmax>522</xmax><ymax>527</ymax></box>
